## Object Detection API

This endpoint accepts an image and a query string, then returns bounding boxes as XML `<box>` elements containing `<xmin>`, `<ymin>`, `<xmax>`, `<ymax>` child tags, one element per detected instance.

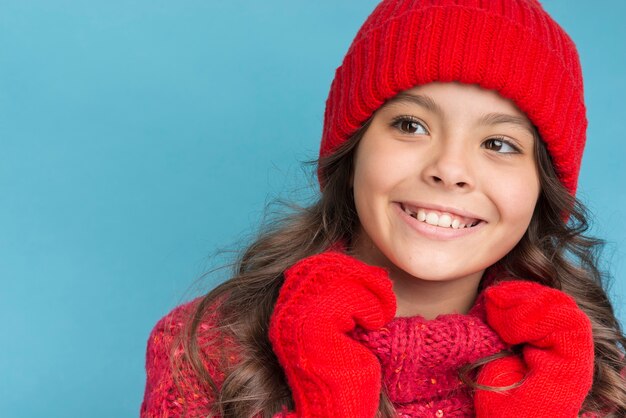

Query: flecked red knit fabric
<box><xmin>140</xmin><ymin>295</ymin><xmax>242</xmax><ymax>417</ymax></box>
<box><xmin>350</xmin><ymin>291</ymin><xmax>506</xmax><ymax>417</ymax></box>
<box><xmin>140</xmin><ymin>291</ymin><xmax>504</xmax><ymax>418</ymax></box>
<box><xmin>145</xmin><ymin>285</ymin><xmax>617</xmax><ymax>418</ymax></box>
<box><xmin>140</xmin><ymin>292</ymin><xmax>609</xmax><ymax>417</ymax></box>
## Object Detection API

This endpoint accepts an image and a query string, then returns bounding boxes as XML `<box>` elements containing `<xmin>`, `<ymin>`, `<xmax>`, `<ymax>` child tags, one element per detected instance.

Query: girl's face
<box><xmin>352</xmin><ymin>82</ymin><xmax>540</xmax><ymax>284</ymax></box>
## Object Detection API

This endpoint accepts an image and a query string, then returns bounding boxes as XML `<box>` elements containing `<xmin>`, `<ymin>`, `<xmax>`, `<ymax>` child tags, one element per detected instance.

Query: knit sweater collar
<box><xmin>350</xmin><ymin>290</ymin><xmax>507</xmax><ymax>417</ymax></box>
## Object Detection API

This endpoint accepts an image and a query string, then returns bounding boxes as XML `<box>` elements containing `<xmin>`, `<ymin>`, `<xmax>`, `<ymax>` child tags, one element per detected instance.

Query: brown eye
<box><xmin>392</xmin><ymin>116</ymin><xmax>428</xmax><ymax>135</ymax></box>
<box><xmin>401</xmin><ymin>120</ymin><xmax>420</xmax><ymax>133</ymax></box>
<box><xmin>483</xmin><ymin>137</ymin><xmax>520</xmax><ymax>154</ymax></box>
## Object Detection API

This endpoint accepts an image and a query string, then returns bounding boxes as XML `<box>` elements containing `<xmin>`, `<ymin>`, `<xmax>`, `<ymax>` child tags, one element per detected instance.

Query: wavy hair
<box><xmin>174</xmin><ymin>116</ymin><xmax>625</xmax><ymax>417</ymax></box>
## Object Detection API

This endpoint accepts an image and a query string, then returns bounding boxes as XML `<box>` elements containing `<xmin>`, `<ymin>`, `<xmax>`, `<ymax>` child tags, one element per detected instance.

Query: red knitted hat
<box><xmin>319</xmin><ymin>0</ymin><xmax>586</xmax><ymax>195</ymax></box>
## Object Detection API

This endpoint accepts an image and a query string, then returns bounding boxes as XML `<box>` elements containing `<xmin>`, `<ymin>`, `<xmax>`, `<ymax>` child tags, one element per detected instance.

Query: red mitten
<box><xmin>474</xmin><ymin>280</ymin><xmax>594</xmax><ymax>418</ymax></box>
<box><xmin>268</xmin><ymin>251</ymin><xmax>397</xmax><ymax>418</ymax></box>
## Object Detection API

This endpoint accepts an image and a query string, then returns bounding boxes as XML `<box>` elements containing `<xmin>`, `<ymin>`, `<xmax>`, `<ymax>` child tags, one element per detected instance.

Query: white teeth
<box><xmin>425</xmin><ymin>212</ymin><xmax>439</xmax><ymax>226</ymax></box>
<box><xmin>402</xmin><ymin>203</ymin><xmax>480</xmax><ymax>229</ymax></box>
<box><xmin>438</xmin><ymin>214</ymin><xmax>452</xmax><ymax>228</ymax></box>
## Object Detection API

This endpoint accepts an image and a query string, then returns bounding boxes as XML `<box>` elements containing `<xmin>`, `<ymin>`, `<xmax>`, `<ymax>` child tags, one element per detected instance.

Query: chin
<box><xmin>392</xmin><ymin>255</ymin><xmax>481</xmax><ymax>282</ymax></box>
<box><xmin>405</xmin><ymin>269</ymin><xmax>465</xmax><ymax>282</ymax></box>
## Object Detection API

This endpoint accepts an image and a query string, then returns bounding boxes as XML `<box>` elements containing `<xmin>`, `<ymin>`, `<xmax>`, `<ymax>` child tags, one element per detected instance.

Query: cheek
<box><xmin>353</xmin><ymin>153</ymin><xmax>421</xmax><ymax>233</ymax></box>
<box><xmin>352</xmin><ymin>158</ymin><xmax>385</xmax><ymax>226</ymax></box>
<box><xmin>353</xmin><ymin>142</ymin><xmax>416</xmax><ymax>192</ymax></box>
<box><xmin>490</xmin><ymin>168</ymin><xmax>540</xmax><ymax>230</ymax></box>
<box><xmin>472</xmin><ymin>173</ymin><xmax>539</xmax><ymax>270</ymax></box>
<box><xmin>353</xmin><ymin>146</ymin><xmax>408</xmax><ymax>232</ymax></box>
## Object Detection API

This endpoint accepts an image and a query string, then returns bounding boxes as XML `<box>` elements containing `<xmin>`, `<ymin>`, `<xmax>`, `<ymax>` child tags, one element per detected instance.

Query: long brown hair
<box><xmin>174</xmin><ymin>117</ymin><xmax>626</xmax><ymax>417</ymax></box>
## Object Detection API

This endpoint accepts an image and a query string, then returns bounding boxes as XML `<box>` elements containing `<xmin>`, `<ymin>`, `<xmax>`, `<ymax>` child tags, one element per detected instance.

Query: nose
<box><xmin>421</xmin><ymin>140</ymin><xmax>474</xmax><ymax>191</ymax></box>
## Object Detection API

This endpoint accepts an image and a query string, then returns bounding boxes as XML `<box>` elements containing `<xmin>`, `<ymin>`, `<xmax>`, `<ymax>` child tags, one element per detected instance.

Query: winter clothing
<box><xmin>140</xmin><ymin>251</ymin><xmax>600</xmax><ymax>417</ymax></box>
<box><xmin>269</xmin><ymin>251</ymin><xmax>397</xmax><ymax>417</ymax></box>
<box><xmin>474</xmin><ymin>280</ymin><xmax>595</xmax><ymax>417</ymax></box>
<box><xmin>318</xmin><ymin>0</ymin><xmax>587</xmax><ymax>195</ymax></box>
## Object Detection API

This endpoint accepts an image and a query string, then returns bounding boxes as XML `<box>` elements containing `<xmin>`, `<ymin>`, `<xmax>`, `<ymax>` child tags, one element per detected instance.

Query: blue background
<box><xmin>1</xmin><ymin>1</ymin><xmax>624</xmax><ymax>416</ymax></box>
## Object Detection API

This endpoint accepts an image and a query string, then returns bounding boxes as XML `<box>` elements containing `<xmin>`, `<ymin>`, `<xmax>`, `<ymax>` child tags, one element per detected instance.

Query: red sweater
<box><xmin>140</xmin><ymin>292</ymin><xmax>606</xmax><ymax>417</ymax></box>
<box><xmin>348</xmin><ymin>292</ymin><xmax>504</xmax><ymax>416</ymax></box>
<box><xmin>141</xmin><ymin>243</ymin><xmax>616</xmax><ymax>418</ymax></box>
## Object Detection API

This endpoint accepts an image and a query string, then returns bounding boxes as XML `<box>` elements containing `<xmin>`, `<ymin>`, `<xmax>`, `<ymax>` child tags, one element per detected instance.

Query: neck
<box><xmin>389</xmin><ymin>265</ymin><xmax>482</xmax><ymax>319</ymax></box>
<box><xmin>352</xmin><ymin>234</ymin><xmax>484</xmax><ymax>319</ymax></box>
<box><xmin>348</xmin><ymin>236</ymin><xmax>483</xmax><ymax>320</ymax></box>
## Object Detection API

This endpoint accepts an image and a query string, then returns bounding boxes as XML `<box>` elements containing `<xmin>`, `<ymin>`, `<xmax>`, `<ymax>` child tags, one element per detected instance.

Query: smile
<box><xmin>395</xmin><ymin>202</ymin><xmax>486</xmax><ymax>240</ymax></box>
<box><xmin>400</xmin><ymin>202</ymin><xmax>484</xmax><ymax>229</ymax></box>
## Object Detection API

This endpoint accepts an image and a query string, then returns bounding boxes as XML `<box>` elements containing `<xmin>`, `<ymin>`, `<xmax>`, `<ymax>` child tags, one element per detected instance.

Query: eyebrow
<box><xmin>385</xmin><ymin>92</ymin><xmax>536</xmax><ymax>137</ymax></box>
<box><xmin>387</xmin><ymin>92</ymin><xmax>444</xmax><ymax>115</ymax></box>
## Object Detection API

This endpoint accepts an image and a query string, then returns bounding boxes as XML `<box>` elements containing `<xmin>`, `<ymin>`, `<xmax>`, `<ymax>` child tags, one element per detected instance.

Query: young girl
<box><xmin>141</xmin><ymin>0</ymin><xmax>626</xmax><ymax>417</ymax></box>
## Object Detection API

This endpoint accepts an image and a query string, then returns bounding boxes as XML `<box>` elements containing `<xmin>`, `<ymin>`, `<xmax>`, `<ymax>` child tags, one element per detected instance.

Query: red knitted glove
<box><xmin>474</xmin><ymin>280</ymin><xmax>594</xmax><ymax>418</ymax></box>
<box><xmin>268</xmin><ymin>251</ymin><xmax>397</xmax><ymax>418</ymax></box>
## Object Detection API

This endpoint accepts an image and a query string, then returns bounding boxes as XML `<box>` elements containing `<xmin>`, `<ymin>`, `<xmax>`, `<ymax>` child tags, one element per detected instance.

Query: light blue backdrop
<box><xmin>1</xmin><ymin>1</ymin><xmax>624</xmax><ymax>416</ymax></box>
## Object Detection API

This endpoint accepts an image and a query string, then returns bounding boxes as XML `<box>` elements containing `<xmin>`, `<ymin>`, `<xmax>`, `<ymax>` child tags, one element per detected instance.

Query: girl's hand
<box><xmin>474</xmin><ymin>280</ymin><xmax>594</xmax><ymax>418</ymax></box>
<box><xmin>268</xmin><ymin>251</ymin><xmax>397</xmax><ymax>418</ymax></box>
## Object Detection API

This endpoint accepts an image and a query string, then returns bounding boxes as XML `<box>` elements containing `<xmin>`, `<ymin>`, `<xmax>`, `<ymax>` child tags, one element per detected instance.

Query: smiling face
<box><xmin>351</xmin><ymin>81</ymin><xmax>540</xmax><ymax>290</ymax></box>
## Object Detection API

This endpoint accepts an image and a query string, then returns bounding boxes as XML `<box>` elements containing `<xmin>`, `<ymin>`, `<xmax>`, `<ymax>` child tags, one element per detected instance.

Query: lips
<box><xmin>400</xmin><ymin>202</ymin><xmax>484</xmax><ymax>229</ymax></box>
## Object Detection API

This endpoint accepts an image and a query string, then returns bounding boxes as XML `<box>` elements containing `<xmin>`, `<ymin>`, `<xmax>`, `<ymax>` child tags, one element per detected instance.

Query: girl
<box><xmin>141</xmin><ymin>0</ymin><xmax>626</xmax><ymax>417</ymax></box>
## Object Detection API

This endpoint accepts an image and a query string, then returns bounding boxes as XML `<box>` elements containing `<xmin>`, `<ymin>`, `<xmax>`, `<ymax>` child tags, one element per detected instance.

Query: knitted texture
<box><xmin>318</xmin><ymin>0</ymin><xmax>586</xmax><ymax>195</ymax></box>
<box><xmin>268</xmin><ymin>251</ymin><xmax>397</xmax><ymax>417</ymax></box>
<box><xmin>350</xmin><ymin>291</ymin><xmax>506</xmax><ymax>417</ymax></box>
<box><xmin>140</xmin><ymin>286</ymin><xmax>505</xmax><ymax>418</ymax></box>
<box><xmin>140</xmin><ymin>286</ymin><xmax>607</xmax><ymax>417</ymax></box>
<box><xmin>140</xmin><ymin>296</ymin><xmax>239</xmax><ymax>417</ymax></box>
<box><xmin>475</xmin><ymin>280</ymin><xmax>595</xmax><ymax>417</ymax></box>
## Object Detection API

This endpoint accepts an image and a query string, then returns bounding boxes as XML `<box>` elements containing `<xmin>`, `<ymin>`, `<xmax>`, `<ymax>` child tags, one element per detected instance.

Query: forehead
<box><xmin>387</xmin><ymin>82</ymin><xmax>527</xmax><ymax>115</ymax></box>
